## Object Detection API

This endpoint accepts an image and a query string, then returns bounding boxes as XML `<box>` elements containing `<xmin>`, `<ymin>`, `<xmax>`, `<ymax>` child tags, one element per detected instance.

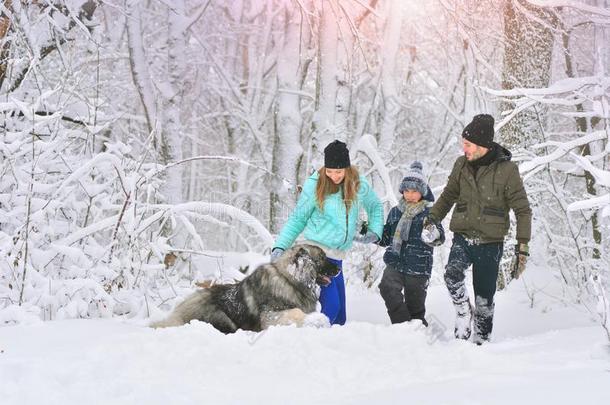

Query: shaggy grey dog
<box><xmin>150</xmin><ymin>244</ymin><xmax>339</xmax><ymax>333</ymax></box>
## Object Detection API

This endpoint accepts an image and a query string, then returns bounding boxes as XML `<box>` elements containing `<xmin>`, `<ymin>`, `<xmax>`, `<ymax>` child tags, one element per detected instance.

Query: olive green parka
<box><xmin>429</xmin><ymin>144</ymin><xmax>531</xmax><ymax>244</ymax></box>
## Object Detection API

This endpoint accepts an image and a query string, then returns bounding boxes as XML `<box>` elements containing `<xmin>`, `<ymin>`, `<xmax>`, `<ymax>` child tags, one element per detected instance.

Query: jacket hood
<box><xmin>423</xmin><ymin>186</ymin><xmax>435</xmax><ymax>202</ymax></box>
<box><xmin>493</xmin><ymin>142</ymin><xmax>512</xmax><ymax>163</ymax></box>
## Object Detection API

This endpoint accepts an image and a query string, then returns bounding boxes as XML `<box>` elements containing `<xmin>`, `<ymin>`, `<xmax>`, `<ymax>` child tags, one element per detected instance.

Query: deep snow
<box><xmin>1</xmin><ymin>264</ymin><xmax>609</xmax><ymax>405</ymax></box>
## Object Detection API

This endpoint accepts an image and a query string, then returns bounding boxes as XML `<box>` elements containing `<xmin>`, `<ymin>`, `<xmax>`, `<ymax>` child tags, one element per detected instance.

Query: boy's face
<box><xmin>403</xmin><ymin>189</ymin><xmax>422</xmax><ymax>203</ymax></box>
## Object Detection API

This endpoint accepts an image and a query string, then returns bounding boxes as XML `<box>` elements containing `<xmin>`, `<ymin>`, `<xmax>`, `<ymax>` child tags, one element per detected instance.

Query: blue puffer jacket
<box><xmin>379</xmin><ymin>191</ymin><xmax>445</xmax><ymax>277</ymax></box>
<box><xmin>274</xmin><ymin>171</ymin><xmax>384</xmax><ymax>252</ymax></box>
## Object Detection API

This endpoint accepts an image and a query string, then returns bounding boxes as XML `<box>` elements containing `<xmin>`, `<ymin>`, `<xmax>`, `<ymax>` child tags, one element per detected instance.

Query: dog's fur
<box><xmin>150</xmin><ymin>244</ymin><xmax>339</xmax><ymax>333</ymax></box>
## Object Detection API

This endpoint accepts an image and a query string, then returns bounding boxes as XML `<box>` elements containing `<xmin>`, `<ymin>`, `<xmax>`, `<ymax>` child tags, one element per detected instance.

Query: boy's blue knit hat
<box><xmin>399</xmin><ymin>161</ymin><xmax>428</xmax><ymax>196</ymax></box>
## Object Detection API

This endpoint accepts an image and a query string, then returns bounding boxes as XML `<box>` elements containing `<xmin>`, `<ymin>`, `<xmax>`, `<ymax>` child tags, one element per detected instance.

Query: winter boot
<box><xmin>472</xmin><ymin>295</ymin><xmax>495</xmax><ymax>345</ymax></box>
<box><xmin>453</xmin><ymin>300</ymin><xmax>474</xmax><ymax>340</ymax></box>
<box><xmin>472</xmin><ymin>333</ymin><xmax>488</xmax><ymax>346</ymax></box>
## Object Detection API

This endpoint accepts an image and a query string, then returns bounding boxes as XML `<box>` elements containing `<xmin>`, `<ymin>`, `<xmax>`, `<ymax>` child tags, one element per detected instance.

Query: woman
<box><xmin>270</xmin><ymin>140</ymin><xmax>384</xmax><ymax>325</ymax></box>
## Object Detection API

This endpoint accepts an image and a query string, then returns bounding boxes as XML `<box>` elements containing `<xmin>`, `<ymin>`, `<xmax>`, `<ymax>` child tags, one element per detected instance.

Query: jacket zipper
<box><xmin>341</xmin><ymin>186</ymin><xmax>348</xmax><ymax>244</ymax></box>
<box><xmin>344</xmin><ymin>203</ymin><xmax>349</xmax><ymax>244</ymax></box>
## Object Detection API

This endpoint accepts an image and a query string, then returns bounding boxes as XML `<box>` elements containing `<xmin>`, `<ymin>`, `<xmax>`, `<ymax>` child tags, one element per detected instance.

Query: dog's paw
<box><xmin>303</xmin><ymin>312</ymin><xmax>331</xmax><ymax>328</ymax></box>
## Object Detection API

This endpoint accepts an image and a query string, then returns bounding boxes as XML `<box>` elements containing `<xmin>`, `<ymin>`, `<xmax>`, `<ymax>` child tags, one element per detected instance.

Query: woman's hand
<box><xmin>270</xmin><ymin>247</ymin><xmax>284</xmax><ymax>262</ymax></box>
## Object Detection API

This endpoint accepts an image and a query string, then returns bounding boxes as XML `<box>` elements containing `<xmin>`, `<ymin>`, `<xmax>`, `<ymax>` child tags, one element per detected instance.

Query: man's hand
<box><xmin>511</xmin><ymin>243</ymin><xmax>529</xmax><ymax>279</ymax></box>
<box><xmin>422</xmin><ymin>216</ymin><xmax>437</xmax><ymax>228</ymax></box>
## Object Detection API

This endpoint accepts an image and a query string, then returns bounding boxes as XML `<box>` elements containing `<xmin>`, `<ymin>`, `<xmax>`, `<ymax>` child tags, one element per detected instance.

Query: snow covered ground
<box><xmin>1</xmin><ymin>264</ymin><xmax>609</xmax><ymax>405</ymax></box>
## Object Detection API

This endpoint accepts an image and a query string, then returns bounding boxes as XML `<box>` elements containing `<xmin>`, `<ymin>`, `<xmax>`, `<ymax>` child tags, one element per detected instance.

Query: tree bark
<box><xmin>313</xmin><ymin>0</ymin><xmax>352</xmax><ymax>162</ymax></box>
<box><xmin>500</xmin><ymin>0</ymin><xmax>557</xmax><ymax>148</ymax></box>
<box><xmin>561</xmin><ymin>18</ymin><xmax>602</xmax><ymax>259</ymax></box>
<box><xmin>269</xmin><ymin>4</ymin><xmax>309</xmax><ymax>233</ymax></box>
<box><xmin>159</xmin><ymin>1</ymin><xmax>187</xmax><ymax>206</ymax></box>
<box><xmin>0</xmin><ymin>1</ymin><xmax>12</xmax><ymax>91</ymax></box>
<box><xmin>378</xmin><ymin>0</ymin><xmax>404</xmax><ymax>156</ymax></box>
<box><xmin>126</xmin><ymin>0</ymin><xmax>157</xmax><ymax>137</ymax></box>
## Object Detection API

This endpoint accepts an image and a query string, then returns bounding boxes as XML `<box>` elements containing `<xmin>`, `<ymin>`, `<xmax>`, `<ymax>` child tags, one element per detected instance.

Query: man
<box><xmin>426</xmin><ymin>114</ymin><xmax>532</xmax><ymax>344</ymax></box>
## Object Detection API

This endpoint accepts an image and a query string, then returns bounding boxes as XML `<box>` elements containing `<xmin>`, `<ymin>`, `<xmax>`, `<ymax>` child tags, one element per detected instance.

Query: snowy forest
<box><xmin>0</xmin><ymin>0</ymin><xmax>609</xmax><ymax>340</ymax></box>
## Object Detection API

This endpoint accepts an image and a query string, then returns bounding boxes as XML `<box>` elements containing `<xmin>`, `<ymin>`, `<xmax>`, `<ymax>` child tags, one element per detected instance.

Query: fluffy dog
<box><xmin>150</xmin><ymin>244</ymin><xmax>339</xmax><ymax>333</ymax></box>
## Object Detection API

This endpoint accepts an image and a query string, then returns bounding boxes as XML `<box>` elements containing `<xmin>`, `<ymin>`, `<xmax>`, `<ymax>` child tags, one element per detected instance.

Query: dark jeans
<box><xmin>444</xmin><ymin>233</ymin><xmax>503</xmax><ymax>340</ymax></box>
<box><xmin>379</xmin><ymin>266</ymin><xmax>429</xmax><ymax>325</ymax></box>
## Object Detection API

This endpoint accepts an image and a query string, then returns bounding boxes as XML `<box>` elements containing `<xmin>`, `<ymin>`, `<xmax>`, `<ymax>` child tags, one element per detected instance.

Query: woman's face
<box><xmin>403</xmin><ymin>189</ymin><xmax>422</xmax><ymax>203</ymax></box>
<box><xmin>325</xmin><ymin>168</ymin><xmax>346</xmax><ymax>185</ymax></box>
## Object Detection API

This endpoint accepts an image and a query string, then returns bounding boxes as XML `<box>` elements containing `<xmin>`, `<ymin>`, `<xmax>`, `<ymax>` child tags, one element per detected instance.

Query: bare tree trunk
<box><xmin>126</xmin><ymin>0</ymin><xmax>157</xmax><ymax>137</ymax></box>
<box><xmin>462</xmin><ymin>39</ymin><xmax>489</xmax><ymax>120</ymax></box>
<box><xmin>0</xmin><ymin>1</ymin><xmax>12</xmax><ymax>91</ymax></box>
<box><xmin>159</xmin><ymin>1</ymin><xmax>187</xmax><ymax>205</ymax></box>
<box><xmin>561</xmin><ymin>18</ymin><xmax>602</xmax><ymax>259</ymax></box>
<box><xmin>378</xmin><ymin>0</ymin><xmax>403</xmax><ymax>155</ymax></box>
<box><xmin>313</xmin><ymin>0</ymin><xmax>352</xmax><ymax>160</ymax></box>
<box><xmin>269</xmin><ymin>3</ymin><xmax>309</xmax><ymax>233</ymax></box>
<box><xmin>500</xmin><ymin>0</ymin><xmax>557</xmax><ymax>148</ymax></box>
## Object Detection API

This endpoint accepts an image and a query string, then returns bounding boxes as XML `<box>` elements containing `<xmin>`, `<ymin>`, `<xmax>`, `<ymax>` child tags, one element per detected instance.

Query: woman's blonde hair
<box><xmin>316</xmin><ymin>166</ymin><xmax>360</xmax><ymax>211</ymax></box>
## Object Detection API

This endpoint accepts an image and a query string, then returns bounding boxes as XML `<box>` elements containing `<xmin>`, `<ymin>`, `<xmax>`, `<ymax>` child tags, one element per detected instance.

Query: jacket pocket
<box><xmin>450</xmin><ymin>202</ymin><xmax>468</xmax><ymax>231</ymax></box>
<box><xmin>481</xmin><ymin>206</ymin><xmax>509</xmax><ymax>237</ymax></box>
<box><xmin>482</xmin><ymin>206</ymin><xmax>505</xmax><ymax>219</ymax></box>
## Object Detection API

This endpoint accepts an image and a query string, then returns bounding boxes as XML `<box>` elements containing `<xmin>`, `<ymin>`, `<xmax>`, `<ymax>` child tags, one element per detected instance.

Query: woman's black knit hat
<box><xmin>324</xmin><ymin>140</ymin><xmax>351</xmax><ymax>169</ymax></box>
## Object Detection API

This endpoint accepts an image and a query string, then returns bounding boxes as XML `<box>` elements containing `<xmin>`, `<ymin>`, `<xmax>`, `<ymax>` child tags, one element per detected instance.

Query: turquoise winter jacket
<box><xmin>274</xmin><ymin>172</ymin><xmax>384</xmax><ymax>251</ymax></box>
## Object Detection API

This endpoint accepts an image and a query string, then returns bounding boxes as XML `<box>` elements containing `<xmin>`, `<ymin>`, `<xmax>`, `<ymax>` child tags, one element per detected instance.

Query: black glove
<box><xmin>359</xmin><ymin>220</ymin><xmax>368</xmax><ymax>235</ymax></box>
<box><xmin>511</xmin><ymin>243</ymin><xmax>529</xmax><ymax>279</ymax></box>
<box><xmin>383</xmin><ymin>249</ymin><xmax>400</xmax><ymax>265</ymax></box>
<box><xmin>353</xmin><ymin>231</ymin><xmax>379</xmax><ymax>244</ymax></box>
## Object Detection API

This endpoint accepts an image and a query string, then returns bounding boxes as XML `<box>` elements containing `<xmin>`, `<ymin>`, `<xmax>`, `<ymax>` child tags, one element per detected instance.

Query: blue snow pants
<box><xmin>319</xmin><ymin>258</ymin><xmax>346</xmax><ymax>325</ymax></box>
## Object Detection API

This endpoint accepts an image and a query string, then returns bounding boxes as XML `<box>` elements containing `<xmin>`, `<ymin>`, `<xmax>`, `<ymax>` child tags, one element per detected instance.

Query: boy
<box><xmin>378</xmin><ymin>161</ymin><xmax>445</xmax><ymax>325</ymax></box>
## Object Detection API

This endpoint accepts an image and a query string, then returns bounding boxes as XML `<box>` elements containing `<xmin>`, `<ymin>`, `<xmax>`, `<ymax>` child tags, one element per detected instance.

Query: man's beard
<box><xmin>466</xmin><ymin>149</ymin><xmax>485</xmax><ymax>161</ymax></box>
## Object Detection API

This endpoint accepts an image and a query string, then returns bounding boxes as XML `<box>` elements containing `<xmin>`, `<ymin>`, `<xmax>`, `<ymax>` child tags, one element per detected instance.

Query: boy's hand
<box><xmin>421</xmin><ymin>217</ymin><xmax>441</xmax><ymax>246</ymax></box>
<box><xmin>421</xmin><ymin>225</ymin><xmax>441</xmax><ymax>245</ymax></box>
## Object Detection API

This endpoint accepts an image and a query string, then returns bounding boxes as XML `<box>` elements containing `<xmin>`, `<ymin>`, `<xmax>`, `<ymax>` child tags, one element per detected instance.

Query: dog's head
<box><xmin>282</xmin><ymin>244</ymin><xmax>340</xmax><ymax>286</ymax></box>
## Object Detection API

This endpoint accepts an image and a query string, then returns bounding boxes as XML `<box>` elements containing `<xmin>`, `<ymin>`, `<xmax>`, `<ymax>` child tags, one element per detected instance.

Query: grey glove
<box><xmin>353</xmin><ymin>231</ymin><xmax>379</xmax><ymax>244</ymax></box>
<box><xmin>511</xmin><ymin>243</ymin><xmax>529</xmax><ymax>279</ymax></box>
<box><xmin>421</xmin><ymin>225</ymin><xmax>440</xmax><ymax>245</ymax></box>
<box><xmin>270</xmin><ymin>247</ymin><xmax>284</xmax><ymax>262</ymax></box>
<box><xmin>421</xmin><ymin>216</ymin><xmax>442</xmax><ymax>246</ymax></box>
